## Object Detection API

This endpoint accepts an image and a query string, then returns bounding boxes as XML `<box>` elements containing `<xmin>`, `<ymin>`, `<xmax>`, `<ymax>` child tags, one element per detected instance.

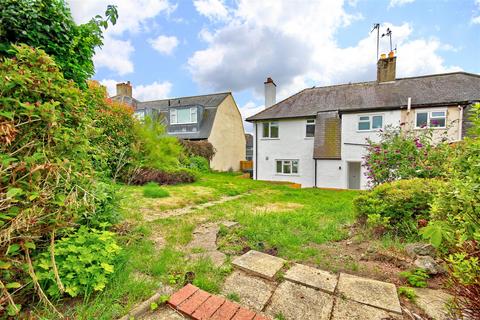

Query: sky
<box><xmin>68</xmin><ymin>0</ymin><xmax>480</xmax><ymax>132</ymax></box>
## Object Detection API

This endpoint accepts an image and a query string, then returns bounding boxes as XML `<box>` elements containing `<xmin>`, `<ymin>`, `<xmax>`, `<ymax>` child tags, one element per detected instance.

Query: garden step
<box><xmin>283</xmin><ymin>263</ymin><xmax>338</xmax><ymax>294</ymax></box>
<box><xmin>231</xmin><ymin>250</ymin><xmax>285</xmax><ymax>280</ymax></box>
<box><xmin>168</xmin><ymin>284</ymin><xmax>271</xmax><ymax>320</ymax></box>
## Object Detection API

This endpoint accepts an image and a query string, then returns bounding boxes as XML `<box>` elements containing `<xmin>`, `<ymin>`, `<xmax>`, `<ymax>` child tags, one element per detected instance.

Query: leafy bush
<box><xmin>0</xmin><ymin>0</ymin><xmax>117</xmax><ymax>87</ymax></box>
<box><xmin>143</xmin><ymin>182</ymin><xmax>170</xmax><ymax>198</ymax></box>
<box><xmin>363</xmin><ymin>126</ymin><xmax>450</xmax><ymax>187</ymax></box>
<box><xmin>354</xmin><ymin>178</ymin><xmax>443</xmax><ymax>236</ymax></box>
<box><xmin>185</xmin><ymin>156</ymin><xmax>210</xmax><ymax>173</ymax></box>
<box><xmin>36</xmin><ymin>227</ymin><xmax>121</xmax><ymax>298</ymax></box>
<box><xmin>400</xmin><ymin>268</ymin><xmax>430</xmax><ymax>288</ymax></box>
<box><xmin>180</xmin><ymin>140</ymin><xmax>216</xmax><ymax>161</ymax></box>
<box><xmin>398</xmin><ymin>286</ymin><xmax>417</xmax><ymax>301</ymax></box>
<box><xmin>127</xmin><ymin>168</ymin><xmax>197</xmax><ymax>186</ymax></box>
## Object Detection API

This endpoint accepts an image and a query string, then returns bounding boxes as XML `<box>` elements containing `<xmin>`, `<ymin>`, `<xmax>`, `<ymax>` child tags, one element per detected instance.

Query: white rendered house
<box><xmin>247</xmin><ymin>54</ymin><xmax>480</xmax><ymax>189</ymax></box>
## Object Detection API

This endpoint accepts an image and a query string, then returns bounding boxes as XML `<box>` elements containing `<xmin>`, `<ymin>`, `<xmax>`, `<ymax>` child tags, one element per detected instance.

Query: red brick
<box><xmin>178</xmin><ymin>290</ymin><xmax>211</xmax><ymax>315</ymax></box>
<box><xmin>210</xmin><ymin>300</ymin><xmax>240</xmax><ymax>320</ymax></box>
<box><xmin>231</xmin><ymin>307</ymin><xmax>256</xmax><ymax>320</ymax></box>
<box><xmin>191</xmin><ymin>295</ymin><xmax>226</xmax><ymax>319</ymax></box>
<box><xmin>168</xmin><ymin>284</ymin><xmax>199</xmax><ymax>307</ymax></box>
<box><xmin>253</xmin><ymin>314</ymin><xmax>271</xmax><ymax>320</ymax></box>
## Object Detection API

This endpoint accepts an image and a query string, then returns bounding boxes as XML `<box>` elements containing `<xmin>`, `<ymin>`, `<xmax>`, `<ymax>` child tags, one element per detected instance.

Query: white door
<box><xmin>347</xmin><ymin>162</ymin><xmax>361</xmax><ymax>189</ymax></box>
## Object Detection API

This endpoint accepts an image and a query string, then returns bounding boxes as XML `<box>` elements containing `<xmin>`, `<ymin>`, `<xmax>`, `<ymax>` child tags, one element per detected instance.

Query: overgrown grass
<box><xmin>143</xmin><ymin>182</ymin><xmax>170</xmax><ymax>198</ymax></box>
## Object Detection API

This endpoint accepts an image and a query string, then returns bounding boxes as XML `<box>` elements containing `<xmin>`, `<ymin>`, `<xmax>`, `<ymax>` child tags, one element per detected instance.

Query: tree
<box><xmin>0</xmin><ymin>0</ymin><xmax>117</xmax><ymax>87</ymax></box>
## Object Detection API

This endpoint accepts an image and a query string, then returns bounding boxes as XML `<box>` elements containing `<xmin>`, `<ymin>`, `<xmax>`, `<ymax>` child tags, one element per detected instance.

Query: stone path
<box><xmin>144</xmin><ymin>194</ymin><xmax>245</xmax><ymax>221</ymax></box>
<box><xmin>224</xmin><ymin>250</ymin><xmax>403</xmax><ymax>320</ymax></box>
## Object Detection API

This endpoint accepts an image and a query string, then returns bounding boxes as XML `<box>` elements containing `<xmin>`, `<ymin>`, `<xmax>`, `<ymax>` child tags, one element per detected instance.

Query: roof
<box><xmin>247</xmin><ymin>72</ymin><xmax>480</xmax><ymax>121</ymax></box>
<box><xmin>138</xmin><ymin>92</ymin><xmax>230</xmax><ymax>110</ymax></box>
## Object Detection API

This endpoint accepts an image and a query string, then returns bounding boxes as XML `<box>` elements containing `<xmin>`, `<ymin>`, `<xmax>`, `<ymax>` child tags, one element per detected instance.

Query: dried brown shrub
<box><xmin>126</xmin><ymin>167</ymin><xmax>196</xmax><ymax>185</ymax></box>
<box><xmin>180</xmin><ymin>139</ymin><xmax>216</xmax><ymax>160</ymax></box>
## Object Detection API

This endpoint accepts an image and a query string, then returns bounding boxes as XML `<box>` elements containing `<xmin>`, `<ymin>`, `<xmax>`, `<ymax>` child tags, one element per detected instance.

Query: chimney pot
<box><xmin>377</xmin><ymin>54</ymin><xmax>396</xmax><ymax>83</ymax></box>
<box><xmin>116</xmin><ymin>81</ymin><xmax>133</xmax><ymax>97</ymax></box>
<box><xmin>264</xmin><ymin>77</ymin><xmax>276</xmax><ymax>108</ymax></box>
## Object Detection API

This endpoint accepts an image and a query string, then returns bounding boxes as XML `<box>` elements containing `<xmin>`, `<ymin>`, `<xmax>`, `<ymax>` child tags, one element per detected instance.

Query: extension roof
<box><xmin>247</xmin><ymin>72</ymin><xmax>480</xmax><ymax>121</ymax></box>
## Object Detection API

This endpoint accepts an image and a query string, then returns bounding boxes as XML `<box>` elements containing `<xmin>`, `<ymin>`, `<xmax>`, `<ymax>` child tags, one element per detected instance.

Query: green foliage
<box><xmin>354</xmin><ymin>178</ymin><xmax>443</xmax><ymax>237</ymax></box>
<box><xmin>419</xmin><ymin>220</ymin><xmax>454</xmax><ymax>249</ymax></box>
<box><xmin>447</xmin><ymin>252</ymin><xmax>480</xmax><ymax>286</ymax></box>
<box><xmin>36</xmin><ymin>227</ymin><xmax>121</xmax><ymax>298</ymax></box>
<box><xmin>133</xmin><ymin>117</ymin><xmax>184</xmax><ymax>171</ymax></box>
<box><xmin>185</xmin><ymin>156</ymin><xmax>211</xmax><ymax>173</ymax></box>
<box><xmin>363</xmin><ymin>126</ymin><xmax>450</xmax><ymax>186</ymax></box>
<box><xmin>400</xmin><ymin>268</ymin><xmax>429</xmax><ymax>288</ymax></box>
<box><xmin>398</xmin><ymin>286</ymin><xmax>417</xmax><ymax>301</ymax></box>
<box><xmin>143</xmin><ymin>182</ymin><xmax>170</xmax><ymax>198</ymax></box>
<box><xmin>0</xmin><ymin>0</ymin><xmax>117</xmax><ymax>86</ymax></box>
<box><xmin>226</xmin><ymin>292</ymin><xmax>240</xmax><ymax>302</ymax></box>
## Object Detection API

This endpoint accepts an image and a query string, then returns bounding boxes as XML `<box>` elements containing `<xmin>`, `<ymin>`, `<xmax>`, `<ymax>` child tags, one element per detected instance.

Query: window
<box><xmin>170</xmin><ymin>107</ymin><xmax>198</xmax><ymax>124</ymax></box>
<box><xmin>306</xmin><ymin>119</ymin><xmax>315</xmax><ymax>137</ymax></box>
<box><xmin>262</xmin><ymin>121</ymin><xmax>279</xmax><ymax>138</ymax></box>
<box><xmin>416</xmin><ymin>110</ymin><xmax>446</xmax><ymax>128</ymax></box>
<box><xmin>276</xmin><ymin>160</ymin><xmax>299</xmax><ymax>175</ymax></box>
<box><xmin>358</xmin><ymin>115</ymin><xmax>383</xmax><ymax>131</ymax></box>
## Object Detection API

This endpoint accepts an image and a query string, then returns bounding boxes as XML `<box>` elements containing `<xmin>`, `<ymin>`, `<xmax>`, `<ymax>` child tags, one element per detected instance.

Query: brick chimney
<box><xmin>116</xmin><ymin>81</ymin><xmax>132</xmax><ymax>97</ymax></box>
<box><xmin>377</xmin><ymin>51</ymin><xmax>396</xmax><ymax>83</ymax></box>
<box><xmin>264</xmin><ymin>77</ymin><xmax>276</xmax><ymax>108</ymax></box>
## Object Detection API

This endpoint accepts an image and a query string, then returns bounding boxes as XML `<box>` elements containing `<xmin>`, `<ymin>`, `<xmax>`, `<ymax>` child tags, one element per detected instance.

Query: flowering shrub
<box><xmin>363</xmin><ymin>126</ymin><xmax>450</xmax><ymax>186</ymax></box>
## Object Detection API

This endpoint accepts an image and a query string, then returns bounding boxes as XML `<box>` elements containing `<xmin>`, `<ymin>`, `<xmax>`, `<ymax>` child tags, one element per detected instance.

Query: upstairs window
<box><xmin>358</xmin><ymin>115</ymin><xmax>383</xmax><ymax>131</ymax></box>
<box><xmin>276</xmin><ymin>160</ymin><xmax>299</xmax><ymax>175</ymax></box>
<box><xmin>262</xmin><ymin>121</ymin><xmax>279</xmax><ymax>138</ymax></box>
<box><xmin>170</xmin><ymin>107</ymin><xmax>198</xmax><ymax>124</ymax></box>
<box><xmin>306</xmin><ymin>119</ymin><xmax>315</xmax><ymax>137</ymax></box>
<box><xmin>416</xmin><ymin>110</ymin><xmax>446</xmax><ymax>128</ymax></box>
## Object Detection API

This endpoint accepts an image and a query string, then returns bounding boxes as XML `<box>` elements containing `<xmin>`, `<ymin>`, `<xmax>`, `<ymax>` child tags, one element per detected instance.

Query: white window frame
<box><xmin>262</xmin><ymin>121</ymin><xmax>279</xmax><ymax>139</ymax></box>
<box><xmin>275</xmin><ymin>159</ymin><xmax>299</xmax><ymax>175</ymax></box>
<box><xmin>415</xmin><ymin>109</ymin><xmax>447</xmax><ymax>129</ymax></box>
<box><xmin>357</xmin><ymin>114</ymin><xmax>384</xmax><ymax>132</ymax></box>
<box><xmin>305</xmin><ymin>119</ymin><xmax>315</xmax><ymax>138</ymax></box>
<box><xmin>170</xmin><ymin>107</ymin><xmax>198</xmax><ymax>124</ymax></box>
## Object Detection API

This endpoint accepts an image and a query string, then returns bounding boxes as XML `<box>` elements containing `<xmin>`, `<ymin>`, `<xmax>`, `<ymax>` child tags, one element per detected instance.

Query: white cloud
<box><xmin>149</xmin><ymin>35</ymin><xmax>179</xmax><ymax>55</ymax></box>
<box><xmin>68</xmin><ymin>0</ymin><xmax>176</xmax><ymax>75</ymax></box>
<box><xmin>472</xmin><ymin>0</ymin><xmax>480</xmax><ymax>24</ymax></box>
<box><xmin>239</xmin><ymin>101</ymin><xmax>265</xmax><ymax>133</ymax></box>
<box><xmin>100</xmin><ymin>79</ymin><xmax>173</xmax><ymax>101</ymax></box>
<box><xmin>188</xmin><ymin>1</ymin><xmax>459</xmax><ymax>101</ymax></box>
<box><xmin>193</xmin><ymin>0</ymin><xmax>230</xmax><ymax>21</ymax></box>
<box><xmin>134</xmin><ymin>81</ymin><xmax>173</xmax><ymax>101</ymax></box>
<box><xmin>388</xmin><ymin>0</ymin><xmax>415</xmax><ymax>9</ymax></box>
<box><xmin>94</xmin><ymin>35</ymin><xmax>134</xmax><ymax>75</ymax></box>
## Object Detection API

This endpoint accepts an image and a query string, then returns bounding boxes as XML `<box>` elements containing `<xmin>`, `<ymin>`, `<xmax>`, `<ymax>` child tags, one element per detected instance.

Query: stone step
<box><xmin>231</xmin><ymin>250</ymin><xmax>285</xmax><ymax>280</ymax></box>
<box><xmin>168</xmin><ymin>284</ymin><xmax>271</xmax><ymax>320</ymax></box>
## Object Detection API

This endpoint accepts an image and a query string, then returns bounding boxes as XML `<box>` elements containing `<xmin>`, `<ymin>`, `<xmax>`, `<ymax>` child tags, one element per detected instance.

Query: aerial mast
<box><xmin>371</xmin><ymin>23</ymin><xmax>380</xmax><ymax>60</ymax></box>
<box><xmin>382</xmin><ymin>27</ymin><xmax>393</xmax><ymax>52</ymax></box>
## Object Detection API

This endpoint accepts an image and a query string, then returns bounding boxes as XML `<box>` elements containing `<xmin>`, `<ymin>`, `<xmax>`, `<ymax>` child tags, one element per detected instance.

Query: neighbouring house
<box><xmin>245</xmin><ymin>133</ymin><xmax>253</xmax><ymax>161</ymax></box>
<box><xmin>112</xmin><ymin>82</ymin><xmax>246</xmax><ymax>171</ymax></box>
<box><xmin>246</xmin><ymin>53</ymin><xmax>480</xmax><ymax>189</ymax></box>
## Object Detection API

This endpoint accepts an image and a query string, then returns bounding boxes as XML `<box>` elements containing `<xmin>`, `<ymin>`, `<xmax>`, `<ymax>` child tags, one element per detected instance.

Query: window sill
<box><xmin>414</xmin><ymin>127</ymin><xmax>447</xmax><ymax>130</ymax></box>
<box><xmin>304</xmin><ymin>137</ymin><xmax>314</xmax><ymax>140</ymax></box>
<box><xmin>356</xmin><ymin>129</ymin><xmax>383</xmax><ymax>133</ymax></box>
<box><xmin>260</xmin><ymin>138</ymin><xmax>280</xmax><ymax>140</ymax></box>
<box><xmin>275</xmin><ymin>173</ymin><xmax>300</xmax><ymax>177</ymax></box>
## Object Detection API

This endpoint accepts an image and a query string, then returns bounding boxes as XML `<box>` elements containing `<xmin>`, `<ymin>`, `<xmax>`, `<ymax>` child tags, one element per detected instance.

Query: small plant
<box><xmin>398</xmin><ymin>286</ymin><xmax>417</xmax><ymax>301</ymax></box>
<box><xmin>143</xmin><ymin>182</ymin><xmax>170</xmax><ymax>198</ymax></box>
<box><xmin>150</xmin><ymin>302</ymin><xmax>158</xmax><ymax>311</ymax></box>
<box><xmin>400</xmin><ymin>268</ymin><xmax>430</xmax><ymax>288</ymax></box>
<box><xmin>226</xmin><ymin>292</ymin><xmax>240</xmax><ymax>302</ymax></box>
<box><xmin>275</xmin><ymin>313</ymin><xmax>286</xmax><ymax>320</ymax></box>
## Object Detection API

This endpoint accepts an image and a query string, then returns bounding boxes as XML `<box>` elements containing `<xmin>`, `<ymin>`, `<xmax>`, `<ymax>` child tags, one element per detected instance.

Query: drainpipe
<box><xmin>458</xmin><ymin>105</ymin><xmax>463</xmax><ymax>141</ymax></box>
<box><xmin>255</xmin><ymin>122</ymin><xmax>258</xmax><ymax>180</ymax></box>
<box><xmin>314</xmin><ymin>159</ymin><xmax>317</xmax><ymax>188</ymax></box>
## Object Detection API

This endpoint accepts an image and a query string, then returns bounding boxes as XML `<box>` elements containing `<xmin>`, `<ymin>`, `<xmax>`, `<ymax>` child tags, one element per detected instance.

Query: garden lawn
<box><xmin>37</xmin><ymin>173</ymin><xmax>359</xmax><ymax>319</ymax></box>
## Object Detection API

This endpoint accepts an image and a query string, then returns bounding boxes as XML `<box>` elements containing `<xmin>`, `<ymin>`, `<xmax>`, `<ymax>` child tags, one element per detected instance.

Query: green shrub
<box><xmin>143</xmin><ymin>182</ymin><xmax>170</xmax><ymax>198</ymax></box>
<box><xmin>400</xmin><ymin>268</ymin><xmax>430</xmax><ymax>288</ymax></box>
<box><xmin>186</xmin><ymin>156</ymin><xmax>210</xmax><ymax>173</ymax></box>
<box><xmin>354</xmin><ymin>178</ymin><xmax>443</xmax><ymax>237</ymax></box>
<box><xmin>36</xmin><ymin>227</ymin><xmax>121</xmax><ymax>298</ymax></box>
<box><xmin>363</xmin><ymin>126</ymin><xmax>450</xmax><ymax>186</ymax></box>
<box><xmin>398</xmin><ymin>286</ymin><xmax>417</xmax><ymax>301</ymax></box>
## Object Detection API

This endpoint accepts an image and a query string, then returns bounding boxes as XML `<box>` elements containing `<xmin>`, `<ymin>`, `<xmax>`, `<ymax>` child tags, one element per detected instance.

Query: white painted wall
<box><xmin>253</xmin><ymin>110</ymin><xmax>403</xmax><ymax>190</ymax></box>
<box><xmin>253</xmin><ymin>118</ymin><xmax>316</xmax><ymax>187</ymax></box>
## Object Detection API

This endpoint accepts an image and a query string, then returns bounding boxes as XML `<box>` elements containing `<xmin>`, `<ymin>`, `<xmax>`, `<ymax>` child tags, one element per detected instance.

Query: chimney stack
<box><xmin>116</xmin><ymin>81</ymin><xmax>132</xmax><ymax>97</ymax></box>
<box><xmin>377</xmin><ymin>51</ymin><xmax>396</xmax><ymax>83</ymax></box>
<box><xmin>264</xmin><ymin>77</ymin><xmax>276</xmax><ymax>108</ymax></box>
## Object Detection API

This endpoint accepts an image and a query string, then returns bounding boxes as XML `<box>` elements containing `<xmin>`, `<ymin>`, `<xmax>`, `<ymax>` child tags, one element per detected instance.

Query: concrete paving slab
<box><xmin>222</xmin><ymin>270</ymin><xmax>276</xmax><ymax>311</ymax></box>
<box><xmin>413</xmin><ymin>288</ymin><xmax>453</xmax><ymax>320</ymax></box>
<box><xmin>189</xmin><ymin>250</ymin><xmax>226</xmax><ymax>267</ymax></box>
<box><xmin>284</xmin><ymin>263</ymin><xmax>337</xmax><ymax>293</ymax></box>
<box><xmin>265</xmin><ymin>280</ymin><xmax>334</xmax><ymax>320</ymax></box>
<box><xmin>331</xmin><ymin>297</ymin><xmax>402</xmax><ymax>320</ymax></box>
<box><xmin>232</xmin><ymin>250</ymin><xmax>285</xmax><ymax>280</ymax></box>
<box><xmin>337</xmin><ymin>273</ymin><xmax>402</xmax><ymax>314</ymax></box>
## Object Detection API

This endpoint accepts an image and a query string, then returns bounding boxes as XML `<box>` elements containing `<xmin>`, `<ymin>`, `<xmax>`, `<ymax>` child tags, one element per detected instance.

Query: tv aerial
<box><xmin>382</xmin><ymin>28</ymin><xmax>393</xmax><ymax>52</ymax></box>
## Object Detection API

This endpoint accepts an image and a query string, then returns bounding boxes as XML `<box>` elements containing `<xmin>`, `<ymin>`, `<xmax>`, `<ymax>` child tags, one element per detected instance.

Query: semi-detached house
<box><xmin>246</xmin><ymin>53</ymin><xmax>480</xmax><ymax>189</ymax></box>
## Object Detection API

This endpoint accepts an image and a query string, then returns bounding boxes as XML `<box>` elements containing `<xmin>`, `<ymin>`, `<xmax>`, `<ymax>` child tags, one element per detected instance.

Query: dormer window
<box><xmin>170</xmin><ymin>107</ymin><xmax>197</xmax><ymax>124</ymax></box>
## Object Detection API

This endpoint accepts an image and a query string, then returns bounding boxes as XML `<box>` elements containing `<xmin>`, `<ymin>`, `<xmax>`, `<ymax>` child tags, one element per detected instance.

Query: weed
<box><xmin>275</xmin><ymin>313</ymin><xmax>286</xmax><ymax>320</ymax></box>
<box><xmin>143</xmin><ymin>182</ymin><xmax>170</xmax><ymax>198</ymax></box>
<box><xmin>400</xmin><ymin>269</ymin><xmax>430</xmax><ymax>288</ymax></box>
<box><xmin>226</xmin><ymin>292</ymin><xmax>240</xmax><ymax>302</ymax></box>
<box><xmin>398</xmin><ymin>286</ymin><xmax>417</xmax><ymax>301</ymax></box>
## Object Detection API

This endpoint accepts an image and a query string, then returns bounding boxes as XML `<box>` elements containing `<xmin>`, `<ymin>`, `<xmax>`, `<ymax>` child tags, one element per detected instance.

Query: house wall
<box><xmin>254</xmin><ymin>118</ymin><xmax>316</xmax><ymax>187</ymax></box>
<box><xmin>400</xmin><ymin>105</ymin><xmax>462</xmax><ymax>142</ymax></box>
<box><xmin>208</xmin><ymin>94</ymin><xmax>246</xmax><ymax>171</ymax></box>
